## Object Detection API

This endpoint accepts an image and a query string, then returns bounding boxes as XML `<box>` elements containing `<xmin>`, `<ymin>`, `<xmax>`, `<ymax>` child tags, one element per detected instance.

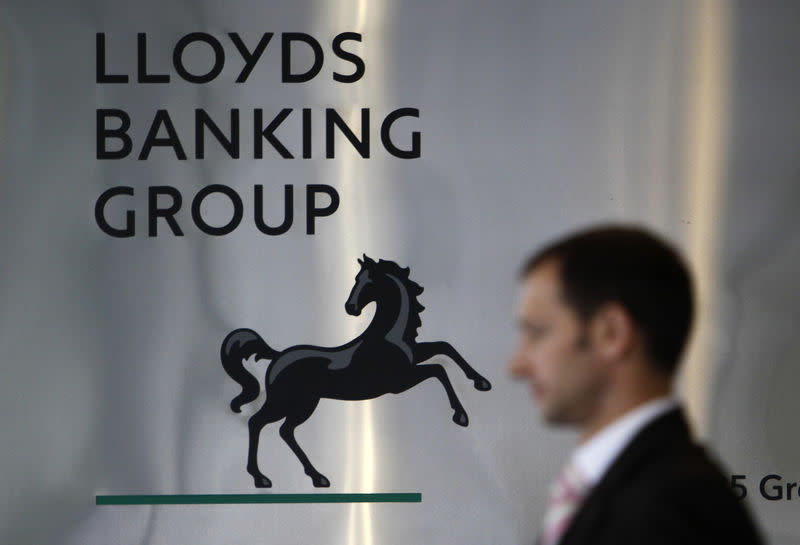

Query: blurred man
<box><xmin>509</xmin><ymin>225</ymin><xmax>762</xmax><ymax>545</ymax></box>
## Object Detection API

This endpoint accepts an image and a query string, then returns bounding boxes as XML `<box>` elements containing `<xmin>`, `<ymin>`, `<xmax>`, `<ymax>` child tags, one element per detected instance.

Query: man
<box><xmin>509</xmin><ymin>225</ymin><xmax>763</xmax><ymax>545</ymax></box>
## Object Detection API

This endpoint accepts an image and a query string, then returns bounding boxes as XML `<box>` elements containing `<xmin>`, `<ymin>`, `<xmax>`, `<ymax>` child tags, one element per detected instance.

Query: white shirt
<box><xmin>571</xmin><ymin>397</ymin><xmax>679</xmax><ymax>488</ymax></box>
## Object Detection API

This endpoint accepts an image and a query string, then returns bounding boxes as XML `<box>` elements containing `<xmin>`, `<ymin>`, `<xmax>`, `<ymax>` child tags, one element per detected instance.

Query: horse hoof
<box><xmin>453</xmin><ymin>411</ymin><xmax>469</xmax><ymax>427</ymax></box>
<box><xmin>474</xmin><ymin>378</ymin><xmax>491</xmax><ymax>391</ymax></box>
<box><xmin>254</xmin><ymin>476</ymin><xmax>272</xmax><ymax>488</ymax></box>
<box><xmin>312</xmin><ymin>475</ymin><xmax>331</xmax><ymax>488</ymax></box>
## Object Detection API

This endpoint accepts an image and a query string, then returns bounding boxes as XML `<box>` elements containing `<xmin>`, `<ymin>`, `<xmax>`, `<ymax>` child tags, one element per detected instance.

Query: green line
<box><xmin>96</xmin><ymin>493</ymin><xmax>422</xmax><ymax>505</ymax></box>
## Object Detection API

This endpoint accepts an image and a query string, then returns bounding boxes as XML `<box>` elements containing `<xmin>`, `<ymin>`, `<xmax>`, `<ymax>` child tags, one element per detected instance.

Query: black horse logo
<box><xmin>220</xmin><ymin>255</ymin><xmax>492</xmax><ymax>488</ymax></box>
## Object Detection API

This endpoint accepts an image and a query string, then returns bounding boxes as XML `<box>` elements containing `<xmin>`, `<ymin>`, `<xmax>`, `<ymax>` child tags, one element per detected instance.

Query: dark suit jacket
<box><xmin>557</xmin><ymin>408</ymin><xmax>763</xmax><ymax>545</ymax></box>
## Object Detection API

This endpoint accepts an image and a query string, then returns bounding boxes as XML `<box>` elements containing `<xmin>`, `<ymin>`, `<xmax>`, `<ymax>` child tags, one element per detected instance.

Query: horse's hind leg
<box><xmin>414</xmin><ymin>341</ymin><xmax>491</xmax><ymax>391</ymax></box>
<box><xmin>246</xmin><ymin>401</ymin><xmax>284</xmax><ymax>488</ymax></box>
<box><xmin>279</xmin><ymin>399</ymin><xmax>330</xmax><ymax>488</ymax></box>
<box><xmin>398</xmin><ymin>364</ymin><xmax>470</xmax><ymax>427</ymax></box>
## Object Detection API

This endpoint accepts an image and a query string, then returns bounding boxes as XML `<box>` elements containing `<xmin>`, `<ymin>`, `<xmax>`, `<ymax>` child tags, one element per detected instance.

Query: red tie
<box><xmin>540</xmin><ymin>463</ymin><xmax>588</xmax><ymax>545</ymax></box>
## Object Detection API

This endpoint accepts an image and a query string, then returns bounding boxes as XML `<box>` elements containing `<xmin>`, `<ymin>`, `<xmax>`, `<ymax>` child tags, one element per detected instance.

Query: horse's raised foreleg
<box><xmin>280</xmin><ymin>400</ymin><xmax>330</xmax><ymax>488</ymax></box>
<box><xmin>398</xmin><ymin>364</ymin><xmax>470</xmax><ymax>427</ymax></box>
<box><xmin>246</xmin><ymin>402</ymin><xmax>284</xmax><ymax>488</ymax></box>
<box><xmin>413</xmin><ymin>341</ymin><xmax>492</xmax><ymax>391</ymax></box>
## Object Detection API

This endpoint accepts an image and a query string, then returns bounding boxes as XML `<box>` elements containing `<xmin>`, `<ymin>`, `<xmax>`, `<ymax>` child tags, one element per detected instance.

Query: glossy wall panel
<box><xmin>0</xmin><ymin>1</ymin><xmax>798</xmax><ymax>544</ymax></box>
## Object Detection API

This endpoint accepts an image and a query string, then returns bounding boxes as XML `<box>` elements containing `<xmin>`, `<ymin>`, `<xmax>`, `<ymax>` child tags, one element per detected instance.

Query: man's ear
<box><xmin>590</xmin><ymin>302</ymin><xmax>635</xmax><ymax>363</ymax></box>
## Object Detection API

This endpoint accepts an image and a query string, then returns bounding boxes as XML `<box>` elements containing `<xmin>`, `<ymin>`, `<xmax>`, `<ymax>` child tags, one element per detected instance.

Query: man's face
<box><xmin>509</xmin><ymin>259</ymin><xmax>609</xmax><ymax>426</ymax></box>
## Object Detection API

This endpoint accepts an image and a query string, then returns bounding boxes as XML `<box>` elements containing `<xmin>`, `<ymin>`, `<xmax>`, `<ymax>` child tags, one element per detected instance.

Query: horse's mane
<box><xmin>374</xmin><ymin>259</ymin><xmax>425</xmax><ymax>342</ymax></box>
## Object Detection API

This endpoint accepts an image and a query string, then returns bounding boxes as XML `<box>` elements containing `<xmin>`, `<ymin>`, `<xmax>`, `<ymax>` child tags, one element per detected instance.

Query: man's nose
<box><xmin>508</xmin><ymin>346</ymin><xmax>528</xmax><ymax>378</ymax></box>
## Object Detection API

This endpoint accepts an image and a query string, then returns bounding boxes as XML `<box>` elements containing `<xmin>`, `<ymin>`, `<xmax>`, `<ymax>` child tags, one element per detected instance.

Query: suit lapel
<box><xmin>557</xmin><ymin>408</ymin><xmax>691</xmax><ymax>545</ymax></box>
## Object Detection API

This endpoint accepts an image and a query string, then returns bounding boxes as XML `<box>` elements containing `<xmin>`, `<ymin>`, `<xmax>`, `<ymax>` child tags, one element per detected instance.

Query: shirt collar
<box><xmin>571</xmin><ymin>397</ymin><xmax>679</xmax><ymax>487</ymax></box>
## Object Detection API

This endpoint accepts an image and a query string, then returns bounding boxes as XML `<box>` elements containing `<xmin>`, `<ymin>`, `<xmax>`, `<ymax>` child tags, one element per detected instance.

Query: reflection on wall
<box><xmin>1</xmin><ymin>2</ymin><xmax>799</xmax><ymax>545</ymax></box>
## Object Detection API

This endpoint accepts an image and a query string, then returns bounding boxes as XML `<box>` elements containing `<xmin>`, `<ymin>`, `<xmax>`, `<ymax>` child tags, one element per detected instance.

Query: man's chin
<box><xmin>539</xmin><ymin>406</ymin><xmax>571</xmax><ymax>427</ymax></box>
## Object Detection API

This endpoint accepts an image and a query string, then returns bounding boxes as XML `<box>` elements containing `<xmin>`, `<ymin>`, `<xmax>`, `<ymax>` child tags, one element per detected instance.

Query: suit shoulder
<box><xmin>611</xmin><ymin>444</ymin><xmax>763</xmax><ymax>544</ymax></box>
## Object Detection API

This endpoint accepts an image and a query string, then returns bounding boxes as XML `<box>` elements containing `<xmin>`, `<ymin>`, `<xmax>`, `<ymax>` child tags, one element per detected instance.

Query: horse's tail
<box><xmin>220</xmin><ymin>328</ymin><xmax>279</xmax><ymax>413</ymax></box>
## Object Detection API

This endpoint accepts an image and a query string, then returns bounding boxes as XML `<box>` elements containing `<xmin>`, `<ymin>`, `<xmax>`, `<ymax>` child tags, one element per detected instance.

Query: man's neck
<box><xmin>579</xmin><ymin>382</ymin><xmax>672</xmax><ymax>444</ymax></box>
<box><xmin>571</xmin><ymin>396</ymin><xmax>679</xmax><ymax>488</ymax></box>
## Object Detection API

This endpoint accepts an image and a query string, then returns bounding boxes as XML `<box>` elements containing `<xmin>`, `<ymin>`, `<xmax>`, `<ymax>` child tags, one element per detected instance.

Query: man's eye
<box><xmin>524</xmin><ymin>325</ymin><xmax>546</xmax><ymax>339</ymax></box>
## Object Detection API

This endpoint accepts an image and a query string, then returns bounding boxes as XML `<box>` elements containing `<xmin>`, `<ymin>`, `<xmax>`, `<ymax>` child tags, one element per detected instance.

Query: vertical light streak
<box><xmin>0</xmin><ymin>25</ymin><xmax>7</xmax><ymax>179</ymax></box>
<box><xmin>605</xmin><ymin>1</ymin><xmax>633</xmax><ymax>217</ymax></box>
<box><xmin>682</xmin><ymin>0</ymin><xmax>730</xmax><ymax>438</ymax></box>
<box><xmin>644</xmin><ymin>3</ymin><xmax>676</xmax><ymax>227</ymax></box>
<box><xmin>606</xmin><ymin>1</ymin><xmax>677</xmax><ymax>225</ymax></box>
<box><xmin>313</xmin><ymin>1</ymin><xmax>386</xmax><ymax>544</ymax></box>
<box><xmin>359</xmin><ymin>398</ymin><xmax>375</xmax><ymax>543</ymax></box>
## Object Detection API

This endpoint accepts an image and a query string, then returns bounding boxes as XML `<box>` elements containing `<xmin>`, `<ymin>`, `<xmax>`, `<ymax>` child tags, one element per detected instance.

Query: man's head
<box><xmin>509</xmin><ymin>225</ymin><xmax>694</xmax><ymax>434</ymax></box>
